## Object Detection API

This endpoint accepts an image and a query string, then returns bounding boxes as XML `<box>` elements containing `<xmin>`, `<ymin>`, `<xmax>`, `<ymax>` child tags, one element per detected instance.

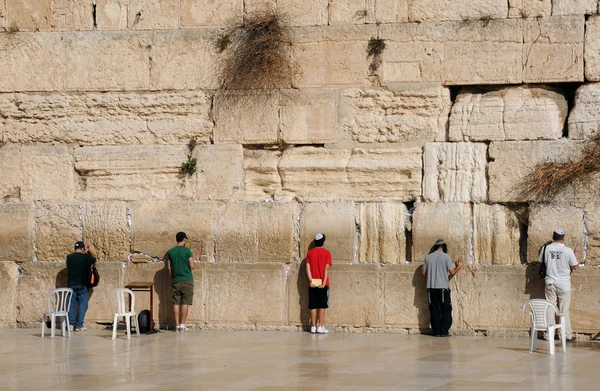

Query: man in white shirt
<box><xmin>539</xmin><ymin>228</ymin><xmax>580</xmax><ymax>341</ymax></box>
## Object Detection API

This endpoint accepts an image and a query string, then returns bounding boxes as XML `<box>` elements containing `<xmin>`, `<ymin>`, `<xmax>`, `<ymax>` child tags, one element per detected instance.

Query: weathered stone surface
<box><xmin>21</xmin><ymin>146</ymin><xmax>74</xmax><ymax>202</ymax></box>
<box><xmin>423</xmin><ymin>142</ymin><xmax>487</xmax><ymax>203</ymax></box>
<box><xmin>0</xmin><ymin>204</ymin><xmax>33</xmax><ymax>262</ymax></box>
<box><xmin>340</xmin><ymin>84</ymin><xmax>450</xmax><ymax>143</ymax></box>
<box><xmin>523</xmin><ymin>16</ymin><xmax>584</xmax><ymax>82</ymax></box>
<box><xmin>278</xmin><ymin>0</ymin><xmax>328</xmax><ymax>26</ymax></box>
<box><xmin>508</xmin><ymin>0</ymin><xmax>551</xmax><ymax>18</ymax></box>
<box><xmin>449</xmin><ymin>86</ymin><xmax>568</xmax><ymax>141</ymax></box>
<box><xmin>128</xmin><ymin>0</ymin><xmax>180</xmax><ymax>29</ymax></box>
<box><xmin>83</xmin><ymin>263</ymin><xmax>125</xmax><ymax>325</ymax></box>
<box><xmin>0</xmin><ymin>0</ymin><xmax>6</xmax><ymax>30</ymax></box>
<box><xmin>279</xmin><ymin>147</ymin><xmax>422</xmax><ymax>201</ymax></box>
<box><xmin>7</xmin><ymin>0</ymin><xmax>93</xmax><ymax>31</ymax></box>
<box><xmin>412</xmin><ymin>203</ymin><xmax>470</xmax><ymax>263</ymax></box>
<box><xmin>0</xmin><ymin>33</ymin><xmax>64</xmax><ymax>92</ymax></box>
<box><xmin>568</xmin><ymin>84</ymin><xmax>600</xmax><ymax>139</ymax></box>
<box><xmin>571</xmin><ymin>268</ymin><xmax>600</xmax><ymax>332</ymax></box>
<box><xmin>131</xmin><ymin>201</ymin><xmax>216</xmax><ymax>261</ymax></box>
<box><xmin>64</xmin><ymin>32</ymin><xmax>150</xmax><ymax>91</ymax></box>
<box><xmin>0</xmin><ymin>91</ymin><xmax>213</xmax><ymax>145</ymax></box>
<box><xmin>553</xmin><ymin>0</ymin><xmax>597</xmax><ymax>16</ymax></box>
<box><xmin>35</xmin><ymin>204</ymin><xmax>81</xmax><ymax>262</ymax></box>
<box><xmin>472</xmin><ymin>204</ymin><xmax>521</xmax><ymax>265</ymax></box>
<box><xmin>0</xmin><ymin>262</ymin><xmax>18</xmax><ymax>327</ymax></box>
<box><xmin>357</xmin><ymin>203</ymin><xmax>408</xmax><ymax>263</ymax></box>
<box><xmin>194</xmin><ymin>144</ymin><xmax>244</xmax><ymax>200</ymax></box>
<box><xmin>586</xmin><ymin>17</ymin><xmax>600</xmax><ymax>81</ymax></box>
<box><xmin>408</xmin><ymin>0</ymin><xmax>508</xmax><ymax>22</ymax></box>
<box><xmin>281</xmin><ymin>89</ymin><xmax>338</xmax><ymax>144</ymax></box>
<box><xmin>243</xmin><ymin>149</ymin><xmax>282</xmax><ymax>200</ymax></box>
<box><xmin>213</xmin><ymin>93</ymin><xmax>279</xmax><ymax>144</ymax></box>
<box><xmin>180</xmin><ymin>0</ymin><xmax>242</xmax><ymax>28</ymax></box>
<box><xmin>582</xmin><ymin>205</ymin><xmax>600</xmax><ymax>266</ymax></box>
<box><xmin>216</xmin><ymin>202</ymin><xmax>299</xmax><ymax>262</ymax></box>
<box><xmin>327</xmin><ymin>264</ymin><xmax>382</xmax><ymax>327</ymax></box>
<box><xmin>300</xmin><ymin>202</ymin><xmax>356</xmax><ymax>263</ymax></box>
<box><xmin>206</xmin><ymin>263</ymin><xmax>286</xmax><ymax>324</ymax></box>
<box><xmin>375</xmin><ymin>0</ymin><xmax>409</xmax><ymax>23</ymax></box>
<box><xmin>527</xmin><ymin>204</ymin><xmax>584</xmax><ymax>263</ymax></box>
<box><xmin>0</xmin><ymin>146</ymin><xmax>21</xmax><ymax>202</ymax></box>
<box><xmin>488</xmin><ymin>140</ymin><xmax>584</xmax><ymax>202</ymax></box>
<box><xmin>329</xmin><ymin>0</ymin><xmax>375</xmax><ymax>24</ymax></box>
<box><xmin>95</xmin><ymin>0</ymin><xmax>128</xmax><ymax>30</ymax></box>
<box><xmin>74</xmin><ymin>145</ymin><xmax>192</xmax><ymax>201</ymax></box>
<box><xmin>382</xmin><ymin>264</ymin><xmax>429</xmax><ymax>328</ymax></box>
<box><xmin>83</xmin><ymin>203</ymin><xmax>129</xmax><ymax>262</ymax></box>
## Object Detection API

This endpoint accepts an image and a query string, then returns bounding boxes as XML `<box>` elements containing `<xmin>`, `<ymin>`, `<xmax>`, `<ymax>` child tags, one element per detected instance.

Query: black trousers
<box><xmin>428</xmin><ymin>288</ymin><xmax>452</xmax><ymax>336</ymax></box>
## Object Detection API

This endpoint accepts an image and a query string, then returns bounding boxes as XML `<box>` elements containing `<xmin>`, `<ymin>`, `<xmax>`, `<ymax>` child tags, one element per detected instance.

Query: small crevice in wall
<box><xmin>559</xmin><ymin>82</ymin><xmax>582</xmax><ymax>138</ymax></box>
<box><xmin>92</xmin><ymin>2</ymin><xmax>97</xmax><ymax>30</ymax></box>
<box><xmin>505</xmin><ymin>203</ymin><xmax>529</xmax><ymax>264</ymax></box>
<box><xmin>403</xmin><ymin>200</ymin><xmax>415</xmax><ymax>263</ymax></box>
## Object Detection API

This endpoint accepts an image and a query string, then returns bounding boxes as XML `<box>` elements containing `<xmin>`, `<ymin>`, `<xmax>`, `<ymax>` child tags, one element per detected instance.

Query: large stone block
<box><xmin>216</xmin><ymin>202</ymin><xmax>299</xmax><ymax>262</ymax></box>
<box><xmin>131</xmin><ymin>201</ymin><xmax>216</xmax><ymax>261</ymax></box>
<box><xmin>523</xmin><ymin>16</ymin><xmax>584</xmax><ymax>83</ymax></box>
<box><xmin>7</xmin><ymin>0</ymin><xmax>93</xmax><ymax>31</ymax></box>
<box><xmin>127</xmin><ymin>0</ymin><xmax>180</xmax><ymax>29</ymax></box>
<box><xmin>423</xmin><ymin>142</ymin><xmax>487</xmax><ymax>203</ymax></box>
<box><xmin>357</xmin><ymin>203</ymin><xmax>408</xmax><ymax>263</ymax></box>
<box><xmin>449</xmin><ymin>86</ymin><xmax>568</xmax><ymax>142</ymax></box>
<box><xmin>340</xmin><ymin>84</ymin><xmax>450</xmax><ymax>143</ymax></box>
<box><xmin>206</xmin><ymin>263</ymin><xmax>286</xmax><ymax>324</ymax></box>
<box><xmin>0</xmin><ymin>33</ymin><xmax>64</xmax><ymax>92</ymax></box>
<box><xmin>508</xmin><ymin>0</ymin><xmax>551</xmax><ymax>18</ymax></box>
<box><xmin>582</xmin><ymin>205</ymin><xmax>600</xmax><ymax>266</ymax></box>
<box><xmin>64</xmin><ymin>32</ymin><xmax>150</xmax><ymax>91</ymax></box>
<box><xmin>527</xmin><ymin>204</ymin><xmax>584</xmax><ymax>263</ymax></box>
<box><xmin>0</xmin><ymin>261</ymin><xmax>18</xmax><ymax>327</ymax></box>
<box><xmin>83</xmin><ymin>203</ymin><xmax>129</xmax><ymax>262</ymax></box>
<box><xmin>585</xmin><ymin>16</ymin><xmax>600</xmax><ymax>81</ymax></box>
<box><xmin>180</xmin><ymin>0</ymin><xmax>242</xmax><ymax>28</ymax></box>
<box><xmin>473</xmin><ymin>204</ymin><xmax>521</xmax><ymax>265</ymax></box>
<box><xmin>0</xmin><ymin>1</ymin><xmax>6</xmax><ymax>30</ymax></box>
<box><xmin>83</xmin><ymin>262</ymin><xmax>125</xmax><ymax>325</ymax></box>
<box><xmin>243</xmin><ymin>149</ymin><xmax>282</xmax><ymax>200</ymax></box>
<box><xmin>74</xmin><ymin>145</ymin><xmax>192</xmax><ymax>201</ymax></box>
<box><xmin>194</xmin><ymin>144</ymin><xmax>244</xmax><ymax>200</ymax></box>
<box><xmin>95</xmin><ymin>0</ymin><xmax>127</xmax><ymax>30</ymax></box>
<box><xmin>488</xmin><ymin>140</ymin><xmax>584</xmax><ymax>203</ymax></box>
<box><xmin>553</xmin><ymin>0</ymin><xmax>597</xmax><ymax>16</ymax></box>
<box><xmin>280</xmin><ymin>88</ymin><xmax>338</xmax><ymax>144</ymax></box>
<box><xmin>0</xmin><ymin>91</ymin><xmax>213</xmax><ymax>145</ymax></box>
<box><xmin>408</xmin><ymin>0</ymin><xmax>508</xmax><ymax>22</ymax></box>
<box><xmin>0</xmin><ymin>204</ymin><xmax>33</xmax><ymax>262</ymax></box>
<box><xmin>300</xmin><ymin>202</ymin><xmax>356</xmax><ymax>263</ymax></box>
<box><xmin>374</xmin><ymin>0</ymin><xmax>409</xmax><ymax>23</ymax></box>
<box><xmin>412</xmin><ymin>203</ymin><xmax>470</xmax><ymax>263</ymax></box>
<box><xmin>328</xmin><ymin>0</ymin><xmax>375</xmax><ymax>24</ymax></box>
<box><xmin>17</xmin><ymin>262</ymin><xmax>67</xmax><ymax>326</ymax></box>
<box><xmin>0</xmin><ymin>146</ymin><xmax>21</xmax><ymax>201</ymax></box>
<box><xmin>382</xmin><ymin>264</ymin><xmax>428</xmax><ymax>328</ymax></box>
<box><xmin>20</xmin><ymin>146</ymin><xmax>74</xmax><ymax>202</ymax></box>
<box><xmin>278</xmin><ymin>0</ymin><xmax>328</xmax><ymax>26</ymax></box>
<box><xmin>35</xmin><ymin>204</ymin><xmax>82</xmax><ymax>262</ymax></box>
<box><xmin>568</xmin><ymin>84</ymin><xmax>600</xmax><ymax>140</ymax></box>
<box><xmin>571</xmin><ymin>268</ymin><xmax>600</xmax><ymax>332</ymax></box>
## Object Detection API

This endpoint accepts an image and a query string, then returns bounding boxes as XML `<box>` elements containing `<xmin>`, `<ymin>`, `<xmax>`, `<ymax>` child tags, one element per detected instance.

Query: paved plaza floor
<box><xmin>2</xmin><ymin>328</ymin><xmax>600</xmax><ymax>390</ymax></box>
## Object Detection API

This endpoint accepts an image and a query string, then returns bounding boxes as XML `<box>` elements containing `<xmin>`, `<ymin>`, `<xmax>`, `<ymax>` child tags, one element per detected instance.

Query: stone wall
<box><xmin>2</xmin><ymin>0</ymin><xmax>600</xmax><ymax>336</ymax></box>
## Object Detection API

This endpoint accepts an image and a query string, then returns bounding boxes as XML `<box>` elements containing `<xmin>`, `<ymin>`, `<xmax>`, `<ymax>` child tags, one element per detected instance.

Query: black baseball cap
<box><xmin>74</xmin><ymin>241</ymin><xmax>85</xmax><ymax>250</ymax></box>
<box><xmin>176</xmin><ymin>232</ymin><xmax>188</xmax><ymax>242</ymax></box>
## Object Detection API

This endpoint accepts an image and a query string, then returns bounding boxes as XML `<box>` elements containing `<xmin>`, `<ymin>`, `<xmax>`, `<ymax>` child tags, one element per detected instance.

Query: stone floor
<box><xmin>2</xmin><ymin>328</ymin><xmax>600</xmax><ymax>390</ymax></box>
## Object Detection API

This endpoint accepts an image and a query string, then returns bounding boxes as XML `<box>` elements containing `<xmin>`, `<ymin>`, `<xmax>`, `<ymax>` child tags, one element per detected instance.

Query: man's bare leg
<box><xmin>173</xmin><ymin>305</ymin><xmax>180</xmax><ymax>327</ymax></box>
<box><xmin>318</xmin><ymin>308</ymin><xmax>326</xmax><ymax>327</ymax></box>
<box><xmin>180</xmin><ymin>305</ymin><xmax>189</xmax><ymax>326</ymax></box>
<box><xmin>310</xmin><ymin>309</ymin><xmax>317</xmax><ymax>327</ymax></box>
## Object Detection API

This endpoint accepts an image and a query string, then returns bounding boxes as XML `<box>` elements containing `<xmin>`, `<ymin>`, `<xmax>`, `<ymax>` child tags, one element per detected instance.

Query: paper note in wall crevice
<box><xmin>311</xmin><ymin>279</ymin><xmax>322</xmax><ymax>286</ymax></box>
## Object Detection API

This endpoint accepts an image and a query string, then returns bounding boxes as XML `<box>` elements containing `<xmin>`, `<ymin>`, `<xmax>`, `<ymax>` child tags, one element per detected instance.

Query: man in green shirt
<box><xmin>166</xmin><ymin>232</ymin><xmax>195</xmax><ymax>332</ymax></box>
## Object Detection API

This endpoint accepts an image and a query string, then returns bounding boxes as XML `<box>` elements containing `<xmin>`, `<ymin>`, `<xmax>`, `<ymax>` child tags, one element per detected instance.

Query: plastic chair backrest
<box><xmin>524</xmin><ymin>299</ymin><xmax>559</xmax><ymax>330</ymax></box>
<box><xmin>110</xmin><ymin>288</ymin><xmax>136</xmax><ymax>315</ymax></box>
<box><xmin>48</xmin><ymin>288</ymin><xmax>73</xmax><ymax>314</ymax></box>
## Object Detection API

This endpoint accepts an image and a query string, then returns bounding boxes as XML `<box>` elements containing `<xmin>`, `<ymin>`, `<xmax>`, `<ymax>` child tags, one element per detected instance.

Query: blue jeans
<box><xmin>68</xmin><ymin>286</ymin><xmax>89</xmax><ymax>329</ymax></box>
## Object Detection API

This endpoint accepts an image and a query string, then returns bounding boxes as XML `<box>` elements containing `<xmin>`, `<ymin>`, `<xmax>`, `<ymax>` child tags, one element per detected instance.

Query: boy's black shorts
<box><xmin>308</xmin><ymin>286</ymin><xmax>329</xmax><ymax>309</ymax></box>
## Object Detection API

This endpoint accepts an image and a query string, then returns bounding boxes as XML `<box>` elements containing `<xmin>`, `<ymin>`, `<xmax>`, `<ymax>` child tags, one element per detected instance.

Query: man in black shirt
<box><xmin>67</xmin><ymin>241</ymin><xmax>97</xmax><ymax>332</ymax></box>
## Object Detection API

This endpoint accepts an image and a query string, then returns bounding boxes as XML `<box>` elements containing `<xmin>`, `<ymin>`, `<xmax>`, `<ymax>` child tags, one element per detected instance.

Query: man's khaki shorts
<box><xmin>172</xmin><ymin>281</ymin><xmax>194</xmax><ymax>305</ymax></box>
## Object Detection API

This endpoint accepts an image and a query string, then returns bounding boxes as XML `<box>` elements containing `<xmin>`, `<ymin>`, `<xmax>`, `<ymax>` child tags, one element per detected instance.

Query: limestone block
<box><xmin>280</xmin><ymin>88</ymin><xmax>339</xmax><ymax>144</ymax></box>
<box><xmin>35</xmin><ymin>204</ymin><xmax>82</xmax><ymax>262</ymax></box>
<box><xmin>423</xmin><ymin>143</ymin><xmax>487</xmax><ymax>203</ymax></box>
<box><xmin>568</xmin><ymin>84</ymin><xmax>600</xmax><ymax>139</ymax></box>
<box><xmin>7</xmin><ymin>0</ymin><xmax>93</xmax><ymax>31</ymax></box>
<box><xmin>206</xmin><ymin>263</ymin><xmax>286</xmax><ymax>324</ymax></box>
<box><xmin>412</xmin><ymin>203</ymin><xmax>470</xmax><ymax>263</ymax></box>
<box><xmin>582</xmin><ymin>205</ymin><xmax>600</xmax><ymax>266</ymax></box>
<box><xmin>286</xmin><ymin>262</ymin><xmax>309</xmax><ymax>325</ymax></box>
<box><xmin>180</xmin><ymin>0</ymin><xmax>243</xmax><ymax>28</ymax></box>
<box><xmin>291</xmin><ymin>39</ymin><xmax>326</xmax><ymax>87</ymax></box>
<box><xmin>300</xmin><ymin>202</ymin><xmax>356</xmax><ymax>263</ymax></box>
<box><xmin>329</xmin><ymin>0</ymin><xmax>376</xmax><ymax>25</ymax></box>
<box><xmin>325</xmin><ymin>40</ymin><xmax>372</xmax><ymax>86</ymax></box>
<box><xmin>508</xmin><ymin>0</ymin><xmax>551</xmax><ymax>18</ymax></box>
<box><xmin>20</xmin><ymin>146</ymin><xmax>74</xmax><ymax>202</ymax></box>
<box><xmin>408</xmin><ymin>0</ymin><xmax>507</xmax><ymax>22</ymax></box>
<box><xmin>194</xmin><ymin>144</ymin><xmax>244</xmax><ymax>200</ymax></box>
<box><xmin>0</xmin><ymin>262</ymin><xmax>18</xmax><ymax>327</ymax></box>
<box><xmin>243</xmin><ymin>149</ymin><xmax>282</xmax><ymax>200</ymax></box>
<box><xmin>17</xmin><ymin>262</ymin><xmax>67</xmax><ymax>326</ymax></box>
<box><xmin>128</xmin><ymin>0</ymin><xmax>179</xmax><ymax>29</ymax></box>
<box><xmin>213</xmin><ymin>93</ymin><xmax>279</xmax><ymax>144</ymax></box>
<box><xmin>243</xmin><ymin>0</ymin><xmax>276</xmax><ymax>17</ymax></box>
<box><xmin>131</xmin><ymin>201</ymin><xmax>216</xmax><ymax>261</ymax></box>
<box><xmin>216</xmin><ymin>202</ymin><xmax>299</xmax><ymax>262</ymax></box>
<box><xmin>382</xmin><ymin>264</ymin><xmax>428</xmax><ymax>328</ymax></box>
<box><xmin>74</xmin><ymin>145</ymin><xmax>192</xmax><ymax>201</ymax></box>
<box><xmin>150</xmin><ymin>30</ymin><xmax>219</xmax><ymax>90</ymax></box>
<box><xmin>472</xmin><ymin>204</ymin><xmax>521</xmax><ymax>265</ymax></box>
<box><xmin>374</xmin><ymin>0</ymin><xmax>409</xmax><ymax>23</ymax></box>
<box><xmin>0</xmin><ymin>1</ymin><xmax>6</xmax><ymax>30</ymax></box>
<box><xmin>64</xmin><ymin>32</ymin><xmax>150</xmax><ymax>91</ymax></box>
<box><xmin>571</xmin><ymin>268</ymin><xmax>600</xmax><ymax>332</ymax></box>
<box><xmin>488</xmin><ymin>140</ymin><xmax>584</xmax><ymax>202</ymax></box>
<box><xmin>278</xmin><ymin>0</ymin><xmax>328</xmax><ymax>26</ymax></box>
<box><xmin>0</xmin><ymin>91</ymin><xmax>213</xmax><ymax>145</ymax></box>
<box><xmin>327</xmin><ymin>264</ymin><xmax>382</xmax><ymax>327</ymax></box>
<box><xmin>96</xmin><ymin>0</ymin><xmax>128</xmax><ymax>30</ymax></box>
<box><xmin>449</xmin><ymin>86</ymin><xmax>568</xmax><ymax>142</ymax></box>
<box><xmin>0</xmin><ymin>204</ymin><xmax>33</xmax><ymax>262</ymax></box>
<box><xmin>0</xmin><ymin>146</ymin><xmax>21</xmax><ymax>201</ymax></box>
<box><xmin>340</xmin><ymin>84</ymin><xmax>450</xmax><ymax>143</ymax></box>
<box><xmin>82</xmin><ymin>263</ymin><xmax>125</xmax><ymax>325</ymax></box>
<box><xmin>83</xmin><ymin>203</ymin><xmax>129</xmax><ymax>262</ymax></box>
<box><xmin>586</xmin><ymin>17</ymin><xmax>600</xmax><ymax>81</ymax></box>
<box><xmin>0</xmin><ymin>33</ymin><xmax>64</xmax><ymax>92</ymax></box>
<box><xmin>357</xmin><ymin>203</ymin><xmax>408</xmax><ymax>263</ymax></box>
<box><xmin>527</xmin><ymin>204</ymin><xmax>584</xmax><ymax>263</ymax></box>
<box><xmin>523</xmin><ymin>16</ymin><xmax>584</xmax><ymax>83</ymax></box>
<box><xmin>553</xmin><ymin>0</ymin><xmax>597</xmax><ymax>16</ymax></box>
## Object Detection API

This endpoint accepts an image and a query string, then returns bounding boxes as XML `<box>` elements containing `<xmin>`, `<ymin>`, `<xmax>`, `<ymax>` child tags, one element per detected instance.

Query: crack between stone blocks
<box><xmin>127</xmin><ymin>205</ymin><xmax>133</xmax><ymax>255</ymax></box>
<box><xmin>583</xmin><ymin>210</ymin><xmax>588</xmax><ymax>263</ymax></box>
<box><xmin>469</xmin><ymin>203</ymin><xmax>474</xmax><ymax>265</ymax></box>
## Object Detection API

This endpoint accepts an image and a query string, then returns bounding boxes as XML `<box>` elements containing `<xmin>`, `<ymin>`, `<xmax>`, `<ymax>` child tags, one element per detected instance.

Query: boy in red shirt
<box><xmin>306</xmin><ymin>233</ymin><xmax>332</xmax><ymax>334</ymax></box>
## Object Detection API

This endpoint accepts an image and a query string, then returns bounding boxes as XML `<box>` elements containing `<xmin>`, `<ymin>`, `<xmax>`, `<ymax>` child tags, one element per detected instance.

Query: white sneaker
<box><xmin>316</xmin><ymin>326</ymin><xmax>328</xmax><ymax>334</ymax></box>
<box><xmin>310</xmin><ymin>326</ymin><xmax>316</xmax><ymax>334</ymax></box>
<box><xmin>179</xmin><ymin>325</ymin><xmax>190</xmax><ymax>332</ymax></box>
<box><xmin>69</xmin><ymin>325</ymin><xmax>74</xmax><ymax>332</ymax></box>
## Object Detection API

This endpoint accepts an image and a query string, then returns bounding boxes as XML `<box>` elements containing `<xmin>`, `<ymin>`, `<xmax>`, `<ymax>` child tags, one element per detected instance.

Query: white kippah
<box><xmin>315</xmin><ymin>233</ymin><xmax>324</xmax><ymax>241</ymax></box>
<box><xmin>554</xmin><ymin>228</ymin><xmax>565</xmax><ymax>235</ymax></box>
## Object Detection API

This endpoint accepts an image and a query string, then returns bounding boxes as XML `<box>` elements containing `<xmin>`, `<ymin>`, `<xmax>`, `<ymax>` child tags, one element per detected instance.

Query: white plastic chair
<box><xmin>42</xmin><ymin>288</ymin><xmax>73</xmax><ymax>339</ymax></box>
<box><xmin>110</xmin><ymin>288</ymin><xmax>140</xmax><ymax>340</ymax></box>
<box><xmin>523</xmin><ymin>299</ymin><xmax>566</xmax><ymax>355</ymax></box>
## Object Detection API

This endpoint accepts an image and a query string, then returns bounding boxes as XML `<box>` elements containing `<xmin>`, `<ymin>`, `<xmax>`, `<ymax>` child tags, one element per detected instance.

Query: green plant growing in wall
<box><xmin>179</xmin><ymin>138</ymin><xmax>198</xmax><ymax>179</ymax></box>
<box><xmin>367</xmin><ymin>37</ymin><xmax>386</xmax><ymax>74</ymax></box>
<box><xmin>215</xmin><ymin>33</ymin><xmax>231</xmax><ymax>53</ymax></box>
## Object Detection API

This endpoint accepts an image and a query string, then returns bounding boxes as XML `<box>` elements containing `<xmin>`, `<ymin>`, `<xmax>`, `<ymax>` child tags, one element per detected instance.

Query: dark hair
<box><xmin>176</xmin><ymin>232</ymin><xmax>187</xmax><ymax>243</ymax></box>
<box><xmin>315</xmin><ymin>234</ymin><xmax>326</xmax><ymax>247</ymax></box>
<box><xmin>553</xmin><ymin>232</ymin><xmax>565</xmax><ymax>241</ymax></box>
<box><xmin>428</xmin><ymin>243</ymin><xmax>448</xmax><ymax>254</ymax></box>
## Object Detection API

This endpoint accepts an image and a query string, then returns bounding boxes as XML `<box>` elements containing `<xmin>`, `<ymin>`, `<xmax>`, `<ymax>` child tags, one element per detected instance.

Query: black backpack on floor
<box><xmin>138</xmin><ymin>309</ymin><xmax>151</xmax><ymax>333</ymax></box>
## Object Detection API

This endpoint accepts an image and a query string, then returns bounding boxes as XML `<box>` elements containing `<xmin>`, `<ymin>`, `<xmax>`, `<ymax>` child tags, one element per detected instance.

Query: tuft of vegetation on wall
<box><xmin>179</xmin><ymin>138</ymin><xmax>198</xmax><ymax>179</ymax></box>
<box><xmin>367</xmin><ymin>37</ymin><xmax>386</xmax><ymax>74</ymax></box>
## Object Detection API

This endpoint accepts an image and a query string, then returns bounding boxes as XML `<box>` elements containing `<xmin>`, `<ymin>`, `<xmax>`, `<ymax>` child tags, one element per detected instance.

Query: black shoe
<box><xmin>440</xmin><ymin>333</ymin><xmax>451</xmax><ymax>337</ymax></box>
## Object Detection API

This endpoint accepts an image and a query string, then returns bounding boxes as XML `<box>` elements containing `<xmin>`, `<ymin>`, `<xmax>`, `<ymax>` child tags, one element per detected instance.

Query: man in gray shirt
<box><xmin>422</xmin><ymin>239</ymin><xmax>463</xmax><ymax>337</ymax></box>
